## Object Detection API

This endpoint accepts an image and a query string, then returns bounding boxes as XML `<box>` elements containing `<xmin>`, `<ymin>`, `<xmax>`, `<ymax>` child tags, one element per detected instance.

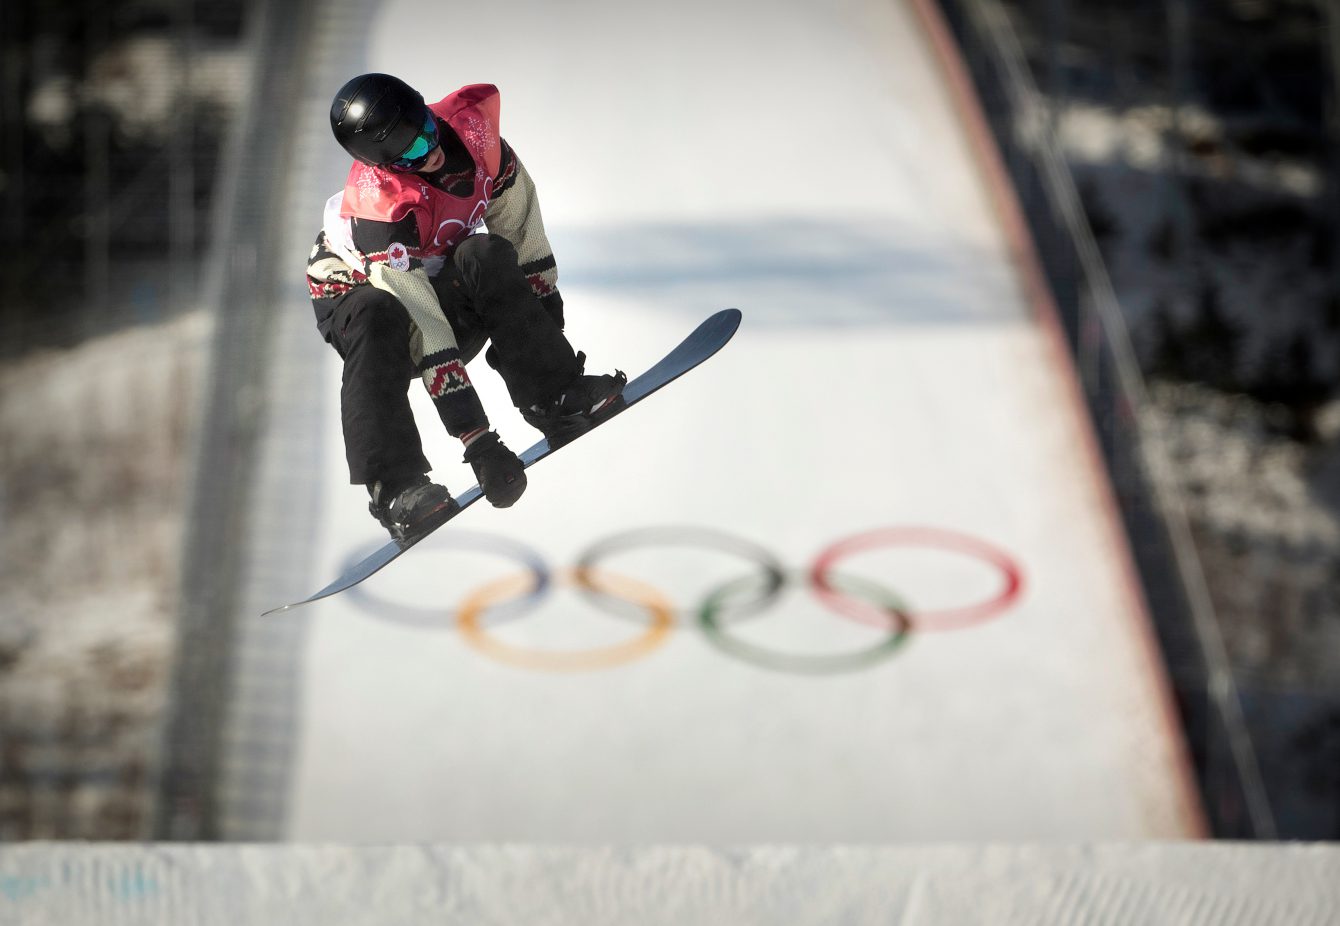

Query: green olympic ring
<box><xmin>698</xmin><ymin>569</ymin><xmax>913</xmax><ymax>675</ymax></box>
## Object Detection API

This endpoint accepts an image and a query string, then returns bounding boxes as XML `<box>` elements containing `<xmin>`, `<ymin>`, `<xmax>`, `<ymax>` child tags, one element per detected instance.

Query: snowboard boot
<box><xmin>520</xmin><ymin>352</ymin><xmax>627</xmax><ymax>447</ymax></box>
<box><xmin>368</xmin><ymin>474</ymin><xmax>460</xmax><ymax>541</ymax></box>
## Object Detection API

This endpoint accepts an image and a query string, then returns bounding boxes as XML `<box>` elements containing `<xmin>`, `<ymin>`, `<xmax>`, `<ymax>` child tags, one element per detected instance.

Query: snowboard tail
<box><xmin>263</xmin><ymin>308</ymin><xmax>742</xmax><ymax>615</ymax></box>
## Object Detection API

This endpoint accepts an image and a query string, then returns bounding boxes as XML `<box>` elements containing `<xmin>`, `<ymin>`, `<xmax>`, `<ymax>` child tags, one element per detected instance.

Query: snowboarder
<box><xmin>306</xmin><ymin>73</ymin><xmax>626</xmax><ymax>539</ymax></box>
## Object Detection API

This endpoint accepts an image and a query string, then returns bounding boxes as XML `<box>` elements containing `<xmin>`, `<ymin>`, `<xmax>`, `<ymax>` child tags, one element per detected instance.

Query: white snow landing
<box><xmin>225</xmin><ymin>0</ymin><xmax>1204</xmax><ymax>841</ymax></box>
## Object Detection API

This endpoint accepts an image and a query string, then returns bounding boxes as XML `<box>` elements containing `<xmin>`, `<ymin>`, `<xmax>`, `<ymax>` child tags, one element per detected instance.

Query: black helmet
<box><xmin>330</xmin><ymin>73</ymin><xmax>431</xmax><ymax>166</ymax></box>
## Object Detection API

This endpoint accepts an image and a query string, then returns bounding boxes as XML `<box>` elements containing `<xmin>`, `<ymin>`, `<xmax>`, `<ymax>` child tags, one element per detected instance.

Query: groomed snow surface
<box><xmin>2</xmin><ymin>842</ymin><xmax>1339</xmax><ymax>925</ymax></box>
<box><xmin>214</xmin><ymin>0</ymin><xmax>1203</xmax><ymax>844</ymax></box>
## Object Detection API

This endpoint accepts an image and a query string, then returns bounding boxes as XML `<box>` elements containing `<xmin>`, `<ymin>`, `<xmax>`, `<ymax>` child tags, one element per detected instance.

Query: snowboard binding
<box><xmin>522</xmin><ymin>360</ymin><xmax>628</xmax><ymax>448</ymax></box>
<box><xmin>368</xmin><ymin>475</ymin><xmax>461</xmax><ymax>541</ymax></box>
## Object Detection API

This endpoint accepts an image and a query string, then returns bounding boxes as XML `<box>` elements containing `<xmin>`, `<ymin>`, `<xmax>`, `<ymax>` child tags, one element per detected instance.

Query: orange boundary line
<box><xmin>903</xmin><ymin>0</ymin><xmax>1209</xmax><ymax>837</ymax></box>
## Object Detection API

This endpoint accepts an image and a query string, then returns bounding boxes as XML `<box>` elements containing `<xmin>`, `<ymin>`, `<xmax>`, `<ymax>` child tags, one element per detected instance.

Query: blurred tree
<box><xmin>0</xmin><ymin>0</ymin><xmax>244</xmax><ymax>358</ymax></box>
<box><xmin>1250</xmin><ymin>331</ymin><xmax>1331</xmax><ymax>441</ymax></box>
<box><xmin>1292</xmin><ymin>707</ymin><xmax>1340</xmax><ymax>836</ymax></box>
<box><xmin>1182</xmin><ymin>282</ymin><xmax>1245</xmax><ymax>390</ymax></box>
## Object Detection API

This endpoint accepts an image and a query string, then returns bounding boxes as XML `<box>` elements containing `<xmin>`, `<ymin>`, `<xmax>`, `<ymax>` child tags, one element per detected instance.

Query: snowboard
<box><xmin>263</xmin><ymin>308</ymin><xmax>742</xmax><ymax>615</ymax></box>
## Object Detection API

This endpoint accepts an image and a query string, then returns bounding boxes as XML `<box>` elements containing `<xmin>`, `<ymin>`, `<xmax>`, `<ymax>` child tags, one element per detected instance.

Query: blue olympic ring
<box><xmin>341</xmin><ymin>530</ymin><xmax>550</xmax><ymax>629</ymax></box>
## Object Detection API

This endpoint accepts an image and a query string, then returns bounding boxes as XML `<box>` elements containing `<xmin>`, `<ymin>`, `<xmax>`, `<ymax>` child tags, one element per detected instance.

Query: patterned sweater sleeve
<box><xmin>486</xmin><ymin>140</ymin><xmax>564</xmax><ymax>325</ymax></box>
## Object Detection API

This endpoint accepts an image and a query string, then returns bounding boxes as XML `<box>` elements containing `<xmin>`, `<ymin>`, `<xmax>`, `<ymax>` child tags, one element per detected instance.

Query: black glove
<box><xmin>463</xmin><ymin>431</ymin><xmax>527</xmax><ymax>507</ymax></box>
<box><xmin>540</xmin><ymin>290</ymin><xmax>564</xmax><ymax>330</ymax></box>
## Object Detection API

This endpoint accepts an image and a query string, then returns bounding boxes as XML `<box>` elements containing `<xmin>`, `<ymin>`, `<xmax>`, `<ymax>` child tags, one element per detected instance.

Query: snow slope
<box><xmin>220</xmin><ymin>0</ymin><xmax>1202</xmax><ymax>841</ymax></box>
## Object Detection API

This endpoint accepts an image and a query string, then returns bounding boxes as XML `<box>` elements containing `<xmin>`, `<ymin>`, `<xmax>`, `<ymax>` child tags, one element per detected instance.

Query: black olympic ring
<box><xmin>341</xmin><ymin>530</ymin><xmax>550</xmax><ymax>629</ymax></box>
<box><xmin>574</xmin><ymin>525</ymin><xmax>786</xmax><ymax>624</ymax></box>
<box><xmin>338</xmin><ymin>525</ymin><xmax>1024</xmax><ymax>674</ymax></box>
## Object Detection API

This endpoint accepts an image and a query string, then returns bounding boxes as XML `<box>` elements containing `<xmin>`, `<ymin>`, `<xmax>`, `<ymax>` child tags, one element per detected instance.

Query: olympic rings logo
<box><xmin>341</xmin><ymin>526</ymin><xmax>1025</xmax><ymax>675</ymax></box>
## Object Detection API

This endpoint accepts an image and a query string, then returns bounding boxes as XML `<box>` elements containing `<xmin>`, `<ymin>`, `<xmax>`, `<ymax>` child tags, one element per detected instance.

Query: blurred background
<box><xmin>0</xmin><ymin>0</ymin><xmax>1337</xmax><ymax>846</ymax></box>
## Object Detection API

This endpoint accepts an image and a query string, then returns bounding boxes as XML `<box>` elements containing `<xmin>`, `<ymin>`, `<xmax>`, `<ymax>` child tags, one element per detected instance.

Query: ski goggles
<box><xmin>387</xmin><ymin>111</ymin><xmax>439</xmax><ymax>172</ymax></box>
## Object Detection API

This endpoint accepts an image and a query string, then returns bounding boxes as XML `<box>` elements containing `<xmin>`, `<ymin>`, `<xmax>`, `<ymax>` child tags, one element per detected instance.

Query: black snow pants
<box><xmin>311</xmin><ymin>234</ymin><xmax>580</xmax><ymax>487</ymax></box>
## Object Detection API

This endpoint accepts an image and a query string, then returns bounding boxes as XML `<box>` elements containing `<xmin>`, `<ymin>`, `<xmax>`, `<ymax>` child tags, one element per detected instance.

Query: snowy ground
<box><xmin>1143</xmin><ymin>383</ymin><xmax>1340</xmax><ymax>687</ymax></box>
<box><xmin>3</xmin><ymin>842</ymin><xmax>1339</xmax><ymax>925</ymax></box>
<box><xmin>1059</xmin><ymin>101</ymin><xmax>1340</xmax><ymax>692</ymax></box>
<box><xmin>211</xmin><ymin>0</ymin><xmax>1203</xmax><ymax>842</ymax></box>
<box><xmin>0</xmin><ymin>312</ymin><xmax>210</xmax><ymax>839</ymax></box>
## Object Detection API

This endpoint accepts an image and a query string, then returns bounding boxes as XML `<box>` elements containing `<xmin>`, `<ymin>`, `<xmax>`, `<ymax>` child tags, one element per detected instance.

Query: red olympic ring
<box><xmin>809</xmin><ymin>526</ymin><xmax>1024</xmax><ymax>631</ymax></box>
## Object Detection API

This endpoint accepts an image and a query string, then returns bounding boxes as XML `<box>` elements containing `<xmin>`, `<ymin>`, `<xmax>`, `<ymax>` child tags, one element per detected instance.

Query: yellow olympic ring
<box><xmin>456</xmin><ymin>567</ymin><xmax>674</xmax><ymax>672</ymax></box>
